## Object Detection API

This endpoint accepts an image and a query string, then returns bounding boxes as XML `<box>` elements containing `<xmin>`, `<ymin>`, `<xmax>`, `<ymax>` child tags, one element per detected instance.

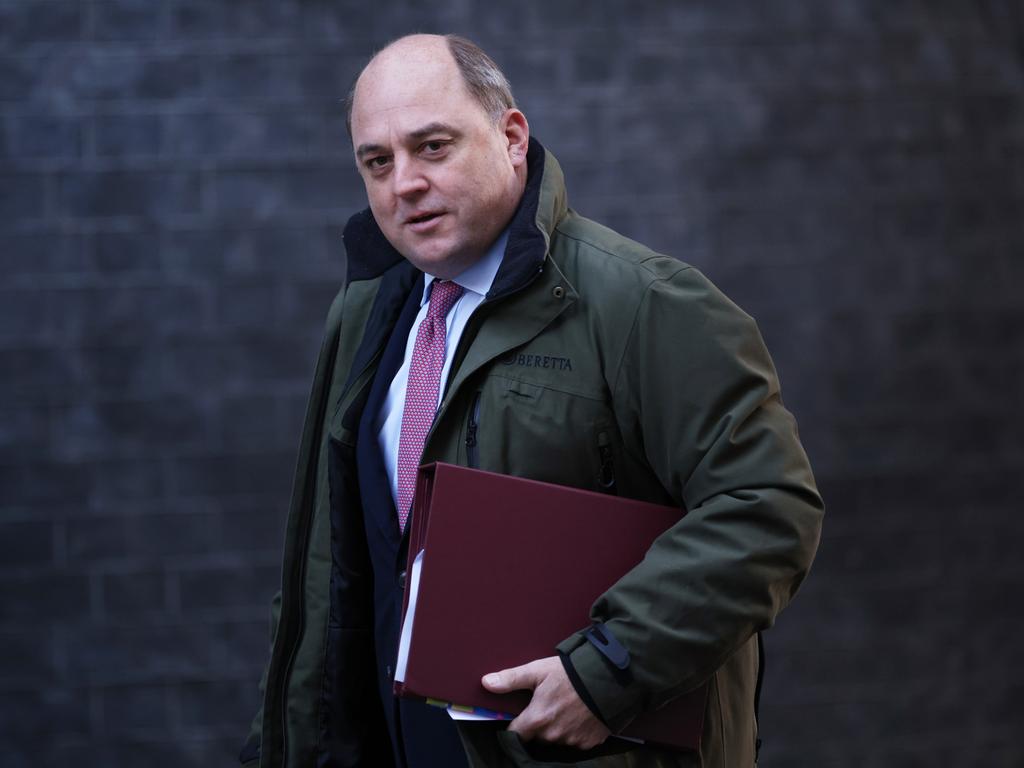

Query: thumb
<box><xmin>482</xmin><ymin>662</ymin><xmax>540</xmax><ymax>693</ymax></box>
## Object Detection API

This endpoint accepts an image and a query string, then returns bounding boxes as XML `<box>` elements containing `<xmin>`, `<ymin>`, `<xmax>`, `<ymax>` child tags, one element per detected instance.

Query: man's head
<box><xmin>347</xmin><ymin>34</ymin><xmax>530</xmax><ymax>279</ymax></box>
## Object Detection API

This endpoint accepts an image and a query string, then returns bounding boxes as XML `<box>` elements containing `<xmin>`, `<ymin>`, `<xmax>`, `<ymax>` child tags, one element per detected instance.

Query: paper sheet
<box><xmin>394</xmin><ymin>549</ymin><xmax>424</xmax><ymax>684</ymax></box>
<box><xmin>447</xmin><ymin>705</ymin><xmax>514</xmax><ymax>721</ymax></box>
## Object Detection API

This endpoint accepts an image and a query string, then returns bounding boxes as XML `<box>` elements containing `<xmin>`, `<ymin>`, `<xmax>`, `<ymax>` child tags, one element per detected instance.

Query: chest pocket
<box><xmin>470</xmin><ymin>374</ymin><xmax>618</xmax><ymax>494</ymax></box>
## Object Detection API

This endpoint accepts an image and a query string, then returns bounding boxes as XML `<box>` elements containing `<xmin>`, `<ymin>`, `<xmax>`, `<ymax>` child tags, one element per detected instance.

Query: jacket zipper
<box><xmin>597</xmin><ymin>431</ymin><xmax>617</xmax><ymax>494</ymax></box>
<box><xmin>466</xmin><ymin>391</ymin><xmax>482</xmax><ymax>469</ymax></box>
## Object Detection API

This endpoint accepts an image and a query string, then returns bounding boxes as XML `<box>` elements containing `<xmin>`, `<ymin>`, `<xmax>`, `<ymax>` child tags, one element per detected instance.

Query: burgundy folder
<box><xmin>394</xmin><ymin>462</ymin><xmax>707</xmax><ymax>751</ymax></box>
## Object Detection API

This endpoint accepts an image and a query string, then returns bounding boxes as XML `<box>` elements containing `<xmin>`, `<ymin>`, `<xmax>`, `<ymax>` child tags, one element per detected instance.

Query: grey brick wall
<box><xmin>2</xmin><ymin>2</ymin><xmax>1021</xmax><ymax>766</ymax></box>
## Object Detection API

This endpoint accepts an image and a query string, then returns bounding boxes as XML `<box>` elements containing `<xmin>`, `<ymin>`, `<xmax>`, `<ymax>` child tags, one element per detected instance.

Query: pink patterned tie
<box><xmin>395</xmin><ymin>280</ymin><xmax>465</xmax><ymax>530</ymax></box>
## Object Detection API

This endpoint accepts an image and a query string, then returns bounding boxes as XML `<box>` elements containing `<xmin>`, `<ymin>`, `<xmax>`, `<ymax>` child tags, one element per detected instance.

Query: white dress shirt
<box><xmin>376</xmin><ymin>230</ymin><xmax>508</xmax><ymax>509</ymax></box>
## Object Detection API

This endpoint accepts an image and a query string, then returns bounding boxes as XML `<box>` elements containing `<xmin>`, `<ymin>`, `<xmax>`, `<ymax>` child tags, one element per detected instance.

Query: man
<box><xmin>241</xmin><ymin>34</ymin><xmax>823</xmax><ymax>768</ymax></box>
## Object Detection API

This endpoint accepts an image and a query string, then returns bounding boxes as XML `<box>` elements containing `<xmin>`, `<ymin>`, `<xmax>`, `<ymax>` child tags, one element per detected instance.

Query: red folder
<box><xmin>394</xmin><ymin>462</ymin><xmax>707</xmax><ymax>751</ymax></box>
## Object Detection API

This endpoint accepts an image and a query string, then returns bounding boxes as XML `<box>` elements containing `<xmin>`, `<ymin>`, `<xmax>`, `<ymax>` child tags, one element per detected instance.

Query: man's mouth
<box><xmin>405</xmin><ymin>211</ymin><xmax>446</xmax><ymax>232</ymax></box>
<box><xmin>407</xmin><ymin>212</ymin><xmax>443</xmax><ymax>225</ymax></box>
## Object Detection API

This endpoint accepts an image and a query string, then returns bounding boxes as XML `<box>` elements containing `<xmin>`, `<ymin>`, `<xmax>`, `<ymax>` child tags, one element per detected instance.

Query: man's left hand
<box><xmin>481</xmin><ymin>656</ymin><xmax>611</xmax><ymax>750</ymax></box>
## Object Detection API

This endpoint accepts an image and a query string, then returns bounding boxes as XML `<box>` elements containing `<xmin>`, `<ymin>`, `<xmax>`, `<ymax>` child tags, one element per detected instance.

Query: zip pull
<box><xmin>466</xmin><ymin>391</ymin><xmax>482</xmax><ymax>469</ymax></box>
<box><xmin>597</xmin><ymin>431</ymin><xmax>616</xmax><ymax>494</ymax></box>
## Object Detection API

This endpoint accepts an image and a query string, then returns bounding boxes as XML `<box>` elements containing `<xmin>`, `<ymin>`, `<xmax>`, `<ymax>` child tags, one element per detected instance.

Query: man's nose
<box><xmin>392</xmin><ymin>157</ymin><xmax>429</xmax><ymax>197</ymax></box>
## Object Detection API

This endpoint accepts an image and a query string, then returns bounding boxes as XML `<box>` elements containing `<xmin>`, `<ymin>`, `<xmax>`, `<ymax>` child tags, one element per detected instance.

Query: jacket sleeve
<box><xmin>557</xmin><ymin>265</ymin><xmax>824</xmax><ymax>732</ymax></box>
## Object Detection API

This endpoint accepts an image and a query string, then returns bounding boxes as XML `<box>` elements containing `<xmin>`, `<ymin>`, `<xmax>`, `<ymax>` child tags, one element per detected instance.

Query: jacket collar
<box><xmin>341</xmin><ymin>138</ymin><xmax>568</xmax><ymax>300</ymax></box>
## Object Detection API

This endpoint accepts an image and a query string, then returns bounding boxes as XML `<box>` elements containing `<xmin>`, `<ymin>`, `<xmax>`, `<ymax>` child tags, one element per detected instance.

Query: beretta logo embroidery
<box><xmin>502</xmin><ymin>352</ymin><xmax>573</xmax><ymax>371</ymax></box>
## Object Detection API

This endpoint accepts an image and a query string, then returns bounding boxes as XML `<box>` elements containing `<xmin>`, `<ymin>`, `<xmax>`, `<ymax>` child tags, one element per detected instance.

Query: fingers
<box><xmin>481</xmin><ymin>660</ymin><xmax>541</xmax><ymax>693</ymax></box>
<box><xmin>509</xmin><ymin>703</ymin><xmax>607</xmax><ymax>749</ymax></box>
<box><xmin>483</xmin><ymin>657</ymin><xmax>611</xmax><ymax>749</ymax></box>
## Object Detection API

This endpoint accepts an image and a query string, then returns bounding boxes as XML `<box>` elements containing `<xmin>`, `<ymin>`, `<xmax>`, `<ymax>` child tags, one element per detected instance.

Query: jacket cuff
<box><xmin>556</xmin><ymin>627</ymin><xmax>644</xmax><ymax>733</ymax></box>
<box><xmin>557</xmin><ymin>649</ymin><xmax>607</xmax><ymax>726</ymax></box>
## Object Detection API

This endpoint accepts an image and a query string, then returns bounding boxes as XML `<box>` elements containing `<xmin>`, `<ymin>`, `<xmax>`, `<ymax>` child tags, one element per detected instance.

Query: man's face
<box><xmin>350</xmin><ymin>39</ymin><xmax>527</xmax><ymax>279</ymax></box>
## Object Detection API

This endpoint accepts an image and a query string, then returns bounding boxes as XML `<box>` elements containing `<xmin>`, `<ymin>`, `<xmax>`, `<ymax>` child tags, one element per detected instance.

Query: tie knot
<box><xmin>428</xmin><ymin>280</ymin><xmax>464</xmax><ymax>320</ymax></box>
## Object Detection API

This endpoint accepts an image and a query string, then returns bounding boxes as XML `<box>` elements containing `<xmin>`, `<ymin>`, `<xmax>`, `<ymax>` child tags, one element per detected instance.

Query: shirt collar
<box><xmin>421</xmin><ymin>228</ymin><xmax>509</xmax><ymax>306</ymax></box>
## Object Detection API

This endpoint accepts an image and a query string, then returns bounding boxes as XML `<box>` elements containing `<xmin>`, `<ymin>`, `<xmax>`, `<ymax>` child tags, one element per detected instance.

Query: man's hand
<box><xmin>482</xmin><ymin>656</ymin><xmax>611</xmax><ymax>750</ymax></box>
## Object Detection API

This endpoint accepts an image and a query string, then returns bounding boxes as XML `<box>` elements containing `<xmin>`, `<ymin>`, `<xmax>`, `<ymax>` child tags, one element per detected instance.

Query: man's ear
<box><xmin>501</xmin><ymin>109</ymin><xmax>530</xmax><ymax>169</ymax></box>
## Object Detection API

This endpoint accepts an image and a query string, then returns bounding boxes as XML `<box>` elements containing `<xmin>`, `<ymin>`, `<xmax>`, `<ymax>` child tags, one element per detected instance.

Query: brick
<box><xmin>0</xmin><ymin>629</ymin><xmax>57</xmax><ymax>686</ymax></box>
<box><xmin>64</xmin><ymin>622</ymin><xmax>222</xmax><ymax>685</ymax></box>
<box><xmin>293</xmin><ymin>52</ymin><xmax>359</xmax><ymax>102</ymax></box>
<box><xmin>57</xmin><ymin>170</ymin><xmax>200</xmax><ymax>218</ymax></box>
<box><xmin>0</xmin><ymin>521</ymin><xmax>53</xmax><ymax>568</ymax></box>
<box><xmin>91</xmin><ymin>0</ymin><xmax>168</xmax><ymax>41</ymax></box>
<box><xmin>66</xmin><ymin>512</ymin><xmax>220</xmax><ymax>564</ymax></box>
<box><xmin>220</xmin><ymin>393</ymin><xmax>283</xmax><ymax>451</ymax></box>
<box><xmin>94</xmin><ymin>114</ymin><xmax>162</xmax><ymax>157</ymax></box>
<box><xmin>0</xmin><ymin>404</ymin><xmax>49</xmax><ymax>460</ymax></box>
<box><xmin>464</xmin><ymin>9</ymin><xmax>544</xmax><ymax>46</ymax></box>
<box><xmin>52</xmin><ymin>397</ymin><xmax>213</xmax><ymax>459</ymax></box>
<box><xmin>497</xmin><ymin>47</ymin><xmax>565</xmax><ymax>92</ymax></box>
<box><xmin>212</xmin><ymin>619</ymin><xmax>271</xmax><ymax>676</ymax></box>
<box><xmin>1</xmin><ymin>232</ymin><xmax>87</xmax><ymax>276</ymax></box>
<box><xmin>10</xmin><ymin>115</ymin><xmax>81</xmax><ymax>159</ymax></box>
<box><xmin>88</xmin><ymin>457</ymin><xmax>167</xmax><ymax>504</ymax></box>
<box><xmin>171</xmin><ymin>452</ymin><xmax>292</xmax><ymax>498</ymax></box>
<box><xmin>101</xmin><ymin>570</ymin><xmax>166</xmax><ymax>618</ymax></box>
<box><xmin>57</xmin><ymin>736</ymin><xmax>238</xmax><ymax>768</ymax></box>
<box><xmin>177</xmin><ymin>679</ymin><xmax>255</xmax><ymax>728</ymax></box>
<box><xmin>226</xmin><ymin>332</ymin><xmax>320</xmax><ymax>384</ymax></box>
<box><xmin>168</xmin><ymin>1</ymin><xmax>226</xmax><ymax>39</ymax></box>
<box><xmin>299</xmin><ymin>0</ymin><xmax>370</xmax><ymax>43</ymax></box>
<box><xmin>77</xmin><ymin>343</ymin><xmax>164</xmax><ymax>397</ymax></box>
<box><xmin>92</xmin><ymin>230</ymin><xmax>161</xmax><ymax>272</ymax></box>
<box><xmin>99</xmin><ymin>683</ymin><xmax>169</xmax><ymax>736</ymax></box>
<box><xmin>0</xmin><ymin>2</ymin><xmax>81</xmax><ymax>47</ymax></box>
<box><xmin>278</xmin><ymin>392</ymin><xmax>308</xmax><ymax>449</ymax></box>
<box><xmin>155</xmin><ymin>331</ymin><xmax>312</xmax><ymax>397</ymax></box>
<box><xmin>219</xmin><ymin>503</ymin><xmax>288</xmax><ymax>555</ymax></box>
<box><xmin>0</xmin><ymin>687</ymin><xmax>89</xmax><ymax>738</ymax></box>
<box><xmin>0</xmin><ymin>172</ymin><xmax>46</xmax><ymax>219</ymax></box>
<box><xmin>165</xmin><ymin>111</ymin><xmax>317</xmax><ymax>159</ymax></box>
<box><xmin>172</xmin><ymin>1</ymin><xmax>304</xmax><ymax>40</ymax></box>
<box><xmin>0</xmin><ymin>288</ymin><xmax>60</xmax><ymax>343</ymax></box>
<box><xmin>60</xmin><ymin>52</ymin><xmax>204</xmax><ymax>101</ymax></box>
<box><xmin>0</xmin><ymin>55</ymin><xmax>33</xmax><ymax>101</ymax></box>
<box><xmin>159</xmin><ymin>334</ymin><xmax>234</xmax><ymax>394</ymax></box>
<box><xmin>59</xmin><ymin>284</ymin><xmax>209</xmax><ymax>345</ymax></box>
<box><xmin>0</xmin><ymin>570</ymin><xmax>90</xmax><ymax>624</ymax></box>
<box><xmin>160</xmin><ymin>228</ymin><xmax>237</xmax><ymax>275</ymax></box>
<box><xmin>247</xmin><ymin>225</ymin><xmax>339</xmax><ymax>276</ymax></box>
<box><xmin>281</xmin><ymin>278</ymin><xmax>344</xmax><ymax>328</ymax></box>
<box><xmin>207</xmin><ymin>53</ymin><xmax>302</xmax><ymax>102</ymax></box>
<box><xmin>209</xmin><ymin>166</ymin><xmax>350</xmax><ymax>217</ymax></box>
<box><xmin>213</xmin><ymin>278</ymin><xmax>286</xmax><ymax>330</ymax></box>
<box><xmin>178</xmin><ymin>562</ymin><xmax>279</xmax><ymax>615</ymax></box>
<box><xmin>0</xmin><ymin>459</ymin><xmax>91</xmax><ymax>508</ymax></box>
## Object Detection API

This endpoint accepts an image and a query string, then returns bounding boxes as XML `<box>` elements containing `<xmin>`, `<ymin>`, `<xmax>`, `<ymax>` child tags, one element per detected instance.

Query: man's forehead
<box><xmin>351</xmin><ymin>96</ymin><xmax>461</xmax><ymax>144</ymax></box>
<box><xmin>351</xmin><ymin>53</ymin><xmax>477</xmax><ymax>145</ymax></box>
<box><xmin>356</xmin><ymin>39</ymin><xmax>461</xmax><ymax>105</ymax></box>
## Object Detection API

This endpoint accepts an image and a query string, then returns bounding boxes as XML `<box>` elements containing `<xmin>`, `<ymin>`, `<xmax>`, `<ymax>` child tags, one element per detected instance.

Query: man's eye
<box><xmin>422</xmin><ymin>141</ymin><xmax>447</xmax><ymax>154</ymax></box>
<box><xmin>367</xmin><ymin>156</ymin><xmax>391</xmax><ymax>170</ymax></box>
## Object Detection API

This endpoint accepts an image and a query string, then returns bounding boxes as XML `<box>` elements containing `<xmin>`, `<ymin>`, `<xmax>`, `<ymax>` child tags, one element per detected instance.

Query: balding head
<box><xmin>346</xmin><ymin>34</ymin><xmax>516</xmax><ymax>137</ymax></box>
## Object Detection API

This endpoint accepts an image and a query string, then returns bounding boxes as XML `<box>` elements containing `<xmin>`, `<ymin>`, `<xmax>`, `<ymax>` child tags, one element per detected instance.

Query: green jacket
<box><xmin>244</xmin><ymin>141</ymin><xmax>823</xmax><ymax>768</ymax></box>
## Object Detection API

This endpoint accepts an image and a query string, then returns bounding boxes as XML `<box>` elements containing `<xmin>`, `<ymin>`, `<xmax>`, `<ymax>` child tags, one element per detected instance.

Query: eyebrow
<box><xmin>355</xmin><ymin>122</ymin><xmax>462</xmax><ymax>161</ymax></box>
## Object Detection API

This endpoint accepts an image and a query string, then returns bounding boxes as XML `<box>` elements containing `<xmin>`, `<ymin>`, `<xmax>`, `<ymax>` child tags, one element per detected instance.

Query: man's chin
<box><xmin>399</xmin><ymin>244</ymin><xmax>475</xmax><ymax>280</ymax></box>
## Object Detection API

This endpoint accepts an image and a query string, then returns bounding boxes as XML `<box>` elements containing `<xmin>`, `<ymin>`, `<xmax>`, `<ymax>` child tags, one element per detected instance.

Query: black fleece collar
<box><xmin>341</xmin><ymin>138</ymin><xmax>551</xmax><ymax>301</ymax></box>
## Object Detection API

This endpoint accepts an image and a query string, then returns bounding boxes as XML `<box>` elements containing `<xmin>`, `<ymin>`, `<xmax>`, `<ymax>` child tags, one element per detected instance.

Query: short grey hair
<box><xmin>345</xmin><ymin>34</ymin><xmax>517</xmax><ymax>137</ymax></box>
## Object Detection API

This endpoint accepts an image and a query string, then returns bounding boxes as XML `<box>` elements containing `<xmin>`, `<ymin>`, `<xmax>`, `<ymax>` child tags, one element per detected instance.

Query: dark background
<box><xmin>2</xmin><ymin>1</ymin><xmax>1022</xmax><ymax>766</ymax></box>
